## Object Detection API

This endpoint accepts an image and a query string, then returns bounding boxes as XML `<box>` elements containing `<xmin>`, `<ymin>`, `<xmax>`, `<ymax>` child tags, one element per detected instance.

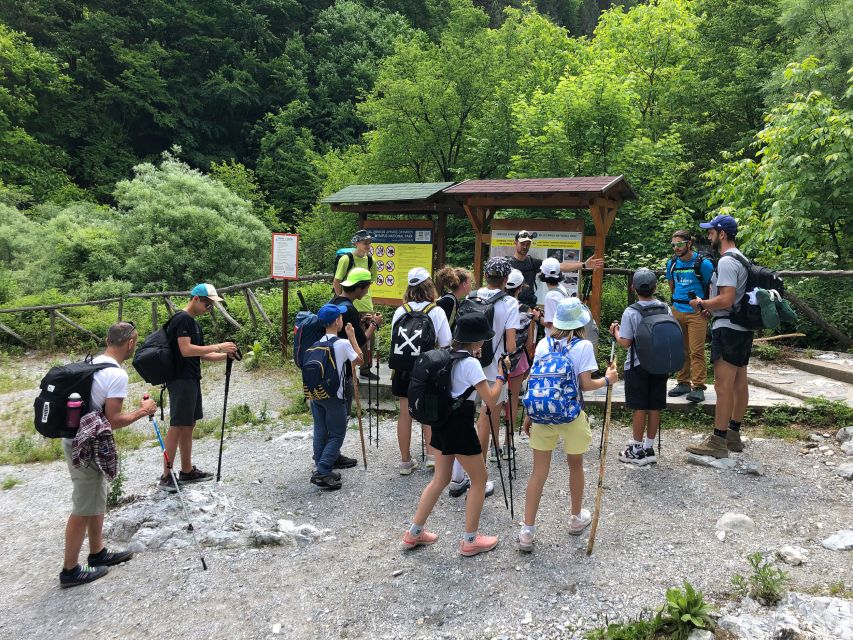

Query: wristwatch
<box><xmin>496</xmin><ymin>375</ymin><xmax>506</xmax><ymax>383</ymax></box>
<box><xmin>697</xmin><ymin>301</ymin><xmax>705</xmax><ymax>311</ymax></box>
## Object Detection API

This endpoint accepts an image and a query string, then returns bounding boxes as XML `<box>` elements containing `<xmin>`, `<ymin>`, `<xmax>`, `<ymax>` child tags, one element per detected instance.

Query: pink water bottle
<box><xmin>66</xmin><ymin>392</ymin><xmax>83</xmax><ymax>430</ymax></box>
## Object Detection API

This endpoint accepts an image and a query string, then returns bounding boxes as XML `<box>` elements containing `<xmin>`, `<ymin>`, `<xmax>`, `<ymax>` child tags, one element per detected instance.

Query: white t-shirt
<box><xmin>543</xmin><ymin>286</ymin><xmax>568</xmax><ymax>336</ymax></box>
<box><xmin>89</xmin><ymin>355</ymin><xmax>128</xmax><ymax>412</ymax></box>
<box><xmin>316</xmin><ymin>334</ymin><xmax>359</xmax><ymax>400</ymax></box>
<box><xmin>391</xmin><ymin>301</ymin><xmax>452</xmax><ymax>349</ymax></box>
<box><xmin>533</xmin><ymin>336</ymin><xmax>598</xmax><ymax>380</ymax></box>
<box><xmin>449</xmin><ymin>351</ymin><xmax>487</xmax><ymax>402</ymax></box>
<box><xmin>473</xmin><ymin>288</ymin><xmax>521</xmax><ymax>380</ymax></box>
<box><xmin>618</xmin><ymin>299</ymin><xmax>673</xmax><ymax>370</ymax></box>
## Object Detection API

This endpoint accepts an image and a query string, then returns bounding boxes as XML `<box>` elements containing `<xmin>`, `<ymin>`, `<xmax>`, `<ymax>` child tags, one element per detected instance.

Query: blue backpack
<box><xmin>522</xmin><ymin>337</ymin><xmax>583</xmax><ymax>425</ymax></box>
<box><xmin>302</xmin><ymin>337</ymin><xmax>342</xmax><ymax>401</ymax></box>
<box><xmin>293</xmin><ymin>310</ymin><xmax>326</xmax><ymax>369</ymax></box>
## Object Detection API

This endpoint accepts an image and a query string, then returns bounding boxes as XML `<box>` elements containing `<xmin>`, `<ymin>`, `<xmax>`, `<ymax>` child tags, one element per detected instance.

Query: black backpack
<box><xmin>723</xmin><ymin>251</ymin><xmax>785</xmax><ymax>330</ymax></box>
<box><xmin>388</xmin><ymin>303</ymin><xmax>437</xmax><ymax>372</ymax></box>
<box><xmin>457</xmin><ymin>291</ymin><xmax>508</xmax><ymax>366</ymax></box>
<box><xmin>666</xmin><ymin>251</ymin><xmax>715</xmax><ymax>300</ymax></box>
<box><xmin>408</xmin><ymin>348</ymin><xmax>475</xmax><ymax>425</ymax></box>
<box><xmin>439</xmin><ymin>292</ymin><xmax>459</xmax><ymax>330</ymax></box>
<box><xmin>334</xmin><ymin>249</ymin><xmax>373</xmax><ymax>278</ymax></box>
<box><xmin>507</xmin><ymin>307</ymin><xmax>533</xmax><ymax>370</ymax></box>
<box><xmin>132</xmin><ymin>316</ymin><xmax>179</xmax><ymax>385</ymax></box>
<box><xmin>629</xmin><ymin>302</ymin><xmax>685</xmax><ymax>375</ymax></box>
<box><xmin>34</xmin><ymin>357</ymin><xmax>119</xmax><ymax>438</ymax></box>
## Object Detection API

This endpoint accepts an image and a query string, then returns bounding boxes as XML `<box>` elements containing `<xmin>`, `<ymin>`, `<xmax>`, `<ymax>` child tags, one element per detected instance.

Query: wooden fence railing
<box><xmin>0</xmin><ymin>269</ymin><xmax>850</xmax><ymax>350</ymax></box>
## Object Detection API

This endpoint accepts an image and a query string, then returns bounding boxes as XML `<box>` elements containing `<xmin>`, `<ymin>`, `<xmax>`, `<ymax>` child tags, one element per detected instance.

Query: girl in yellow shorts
<box><xmin>519</xmin><ymin>298</ymin><xmax>618</xmax><ymax>551</ymax></box>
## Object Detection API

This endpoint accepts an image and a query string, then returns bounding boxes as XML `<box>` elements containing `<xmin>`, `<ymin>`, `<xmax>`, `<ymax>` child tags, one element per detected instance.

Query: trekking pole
<box><xmin>146</xmin><ymin>397</ymin><xmax>207</xmax><ymax>571</ymax></box>
<box><xmin>366</xmin><ymin>355</ymin><xmax>373</xmax><ymax>444</ymax></box>
<box><xmin>485</xmin><ymin>407</ymin><xmax>509</xmax><ymax>510</ymax></box>
<box><xmin>216</xmin><ymin>347</ymin><xmax>242</xmax><ymax>483</ymax></box>
<box><xmin>351</xmin><ymin>372</ymin><xmax>368</xmax><ymax>469</ymax></box>
<box><xmin>587</xmin><ymin>340</ymin><xmax>617</xmax><ymax>556</ymax></box>
<box><xmin>375</xmin><ymin>350</ymin><xmax>381</xmax><ymax>448</ymax></box>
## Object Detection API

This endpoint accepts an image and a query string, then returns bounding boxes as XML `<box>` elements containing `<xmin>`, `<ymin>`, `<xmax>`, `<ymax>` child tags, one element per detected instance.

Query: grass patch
<box><xmin>2</xmin><ymin>476</ymin><xmax>22</xmax><ymax>490</ymax></box>
<box><xmin>0</xmin><ymin>372</ymin><xmax>33</xmax><ymax>394</ymax></box>
<box><xmin>803</xmin><ymin>581</ymin><xmax>853</xmax><ymax>600</ymax></box>
<box><xmin>0</xmin><ymin>434</ymin><xmax>63</xmax><ymax>464</ymax></box>
<box><xmin>114</xmin><ymin>427</ymin><xmax>151</xmax><ymax>451</ymax></box>
<box><xmin>585</xmin><ymin>615</ymin><xmax>661</xmax><ymax>640</ymax></box>
<box><xmin>746</xmin><ymin>398</ymin><xmax>853</xmax><ymax>442</ymax></box>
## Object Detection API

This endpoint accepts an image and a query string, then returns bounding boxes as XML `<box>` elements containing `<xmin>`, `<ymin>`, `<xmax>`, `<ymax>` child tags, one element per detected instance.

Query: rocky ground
<box><xmin>0</xmin><ymin>355</ymin><xmax>851</xmax><ymax>639</ymax></box>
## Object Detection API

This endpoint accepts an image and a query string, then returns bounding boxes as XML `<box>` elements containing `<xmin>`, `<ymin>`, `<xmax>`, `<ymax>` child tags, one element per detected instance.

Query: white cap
<box><xmin>407</xmin><ymin>267</ymin><xmax>430</xmax><ymax>286</ymax></box>
<box><xmin>540</xmin><ymin>257</ymin><xmax>561</xmax><ymax>278</ymax></box>
<box><xmin>506</xmin><ymin>269</ymin><xmax>524</xmax><ymax>290</ymax></box>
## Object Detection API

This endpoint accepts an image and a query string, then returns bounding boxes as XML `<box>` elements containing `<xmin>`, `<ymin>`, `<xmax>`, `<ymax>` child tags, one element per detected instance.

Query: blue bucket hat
<box><xmin>317</xmin><ymin>303</ymin><xmax>348</xmax><ymax>325</ymax></box>
<box><xmin>553</xmin><ymin>298</ymin><xmax>592</xmax><ymax>331</ymax></box>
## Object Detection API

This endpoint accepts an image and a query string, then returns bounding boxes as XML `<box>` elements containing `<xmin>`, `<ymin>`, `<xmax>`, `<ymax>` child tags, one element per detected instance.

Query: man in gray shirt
<box><xmin>685</xmin><ymin>215</ymin><xmax>751</xmax><ymax>458</ymax></box>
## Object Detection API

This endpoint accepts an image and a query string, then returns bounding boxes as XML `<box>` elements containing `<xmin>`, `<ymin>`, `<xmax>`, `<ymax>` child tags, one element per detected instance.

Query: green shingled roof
<box><xmin>322</xmin><ymin>182</ymin><xmax>454</xmax><ymax>204</ymax></box>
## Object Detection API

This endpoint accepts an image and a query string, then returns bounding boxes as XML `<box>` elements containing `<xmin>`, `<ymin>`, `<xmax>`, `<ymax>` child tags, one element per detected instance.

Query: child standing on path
<box><xmin>518</xmin><ymin>299</ymin><xmax>617</xmax><ymax>552</ymax></box>
<box><xmin>609</xmin><ymin>268</ymin><xmax>671</xmax><ymax>466</ymax></box>
<box><xmin>402</xmin><ymin>312</ymin><xmax>509</xmax><ymax>557</ymax></box>
<box><xmin>307</xmin><ymin>304</ymin><xmax>363</xmax><ymax>490</ymax></box>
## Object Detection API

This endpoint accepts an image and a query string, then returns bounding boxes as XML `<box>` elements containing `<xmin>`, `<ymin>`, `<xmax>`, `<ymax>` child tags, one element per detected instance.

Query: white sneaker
<box><xmin>485</xmin><ymin>480</ymin><xmax>494</xmax><ymax>497</ymax></box>
<box><xmin>488</xmin><ymin>448</ymin><xmax>498</xmax><ymax>462</ymax></box>
<box><xmin>517</xmin><ymin>528</ymin><xmax>535</xmax><ymax>552</ymax></box>
<box><xmin>425</xmin><ymin>455</ymin><xmax>436</xmax><ymax>470</ymax></box>
<box><xmin>448</xmin><ymin>477</ymin><xmax>470</xmax><ymax>498</ymax></box>
<box><xmin>399</xmin><ymin>459</ymin><xmax>418</xmax><ymax>476</ymax></box>
<box><xmin>568</xmin><ymin>509</ymin><xmax>592</xmax><ymax>535</ymax></box>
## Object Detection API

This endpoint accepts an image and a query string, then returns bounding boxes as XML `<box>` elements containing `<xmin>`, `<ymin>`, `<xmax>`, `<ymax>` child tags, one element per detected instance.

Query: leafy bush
<box><xmin>658</xmin><ymin>581</ymin><xmax>715</xmax><ymax>640</ymax></box>
<box><xmin>731</xmin><ymin>552</ymin><xmax>790</xmax><ymax>606</ymax></box>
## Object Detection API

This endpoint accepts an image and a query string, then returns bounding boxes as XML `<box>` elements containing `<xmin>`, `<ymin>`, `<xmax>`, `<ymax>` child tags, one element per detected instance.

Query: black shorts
<box><xmin>430</xmin><ymin>401</ymin><xmax>482</xmax><ymax>456</ymax></box>
<box><xmin>167</xmin><ymin>378</ymin><xmax>203</xmax><ymax>426</ymax></box>
<box><xmin>391</xmin><ymin>369</ymin><xmax>411</xmax><ymax>398</ymax></box>
<box><xmin>624</xmin><ymin>366</ymin><xmax>668</xmax><ymax>411</ymax></box>
<box><xmin>711</xmin><ymin>327</ymin><xmax>753</xmax><ymax>368</ymax></box>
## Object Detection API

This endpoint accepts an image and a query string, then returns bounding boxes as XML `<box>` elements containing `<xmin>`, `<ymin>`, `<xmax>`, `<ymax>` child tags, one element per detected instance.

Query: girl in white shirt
<box><xmin>402</xmin><ymin>311</ymin><xmax>508</xmax><ymax>558</ymax></box>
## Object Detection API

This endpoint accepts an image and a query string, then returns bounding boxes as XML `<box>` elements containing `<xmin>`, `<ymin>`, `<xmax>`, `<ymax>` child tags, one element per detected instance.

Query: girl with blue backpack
<box><xmin>519</xmin><ymin>298</ymin><xmax>617</xmax><ymax>552</ymax></box>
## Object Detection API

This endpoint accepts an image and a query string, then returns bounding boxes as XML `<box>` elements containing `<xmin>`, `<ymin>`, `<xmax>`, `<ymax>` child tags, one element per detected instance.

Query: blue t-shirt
<box><xmin>666</xmin><ymin>255</ymin><xmax>714</xmax><ymax>313</ymax></box>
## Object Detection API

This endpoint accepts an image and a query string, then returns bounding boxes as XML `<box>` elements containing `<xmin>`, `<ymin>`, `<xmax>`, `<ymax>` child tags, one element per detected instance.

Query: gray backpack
<box><xmin>630</xmin><ymin>302</ymin><xmax>684</xmax><ymax>375</ymax></box>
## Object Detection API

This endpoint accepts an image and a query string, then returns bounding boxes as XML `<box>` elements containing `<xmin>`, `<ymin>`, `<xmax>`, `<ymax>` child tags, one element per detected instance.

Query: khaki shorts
<box><xmin>63</xmin><ymin>439</ymin><xmax>108</xmax><ymax>516</ymax></box>
<box><xmin>529</xmin><ymin>412</ymin><xmax>592</xmax><ymax>455</ymax></box>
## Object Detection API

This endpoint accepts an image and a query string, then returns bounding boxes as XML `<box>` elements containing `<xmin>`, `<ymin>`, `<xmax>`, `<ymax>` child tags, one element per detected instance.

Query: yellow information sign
<box><xmin>368</xmin><ymin>226</ymin><xmax>433</xmax><ymax>304</ymax></box>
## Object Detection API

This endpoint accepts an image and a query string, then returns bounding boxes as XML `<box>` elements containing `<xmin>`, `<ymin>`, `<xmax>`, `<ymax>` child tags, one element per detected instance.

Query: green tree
<box><xmin>209</xmin><ymin>160</ymin><xmax>279</xmax><ymax>230</ymax></box>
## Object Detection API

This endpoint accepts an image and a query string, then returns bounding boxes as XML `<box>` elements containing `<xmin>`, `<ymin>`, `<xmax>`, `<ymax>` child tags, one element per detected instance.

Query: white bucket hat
<box><xmin>553</xmin><ymin>297</ymin><xmax>592</xmax><ymax>331</ymax></box>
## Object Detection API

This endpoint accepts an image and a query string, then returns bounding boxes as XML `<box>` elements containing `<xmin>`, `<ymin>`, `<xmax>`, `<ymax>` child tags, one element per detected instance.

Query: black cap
<box><xmin>453</xmin><ymin>311</ymin><xmax>495</xmax><ymax>343</ymax></box>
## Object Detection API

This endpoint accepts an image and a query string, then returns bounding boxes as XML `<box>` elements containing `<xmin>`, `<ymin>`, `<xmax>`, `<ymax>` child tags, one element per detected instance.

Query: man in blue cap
<box><xmin>685</xmin><ymin>215</ymin><xmax>751</xmax><ymax>459</ymax></box>
<box><xmin>158</xmin><ymin>283</ymin><xmax>238</xmax><ymax>492</ymax></box>
<box><xmin>308</xmin><ymin>303</ymin><xmax>363</xmax><ymax>490</ymax></box>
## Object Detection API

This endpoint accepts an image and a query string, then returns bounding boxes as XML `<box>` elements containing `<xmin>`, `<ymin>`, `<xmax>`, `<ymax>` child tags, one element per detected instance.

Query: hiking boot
<box><xmin>311</xmin><ymin>473</ymin><xmax>342</xmax><ymax>490</ymax></box>
<box><xmin>59</xmin><ymin>564</ymin><xmax>108</xmax><ymax>588</ymax></box>
<box><xmin>686</xmin><ymin>434</ymin><xmax>728</xmax><ymax>458</ymax></box>
<box><xmin>642</xmin><ymin>446</ymin><xmax>657</xmax><ymax>465</ymax></box>
<box><xmin>88</xmin><ymin>547</ymin><xmax>133</xmax><ymax>567</ymax></box>
<box><xmin>399</xmin><ymin>459</ymin><xmax>418</xmax><ymax>475</ymax></box>
<box><xmin>333</xmin><ymin>455</ymin><xmax>358</xmax><ymax>469</ymax></box>
<box><xmin>157</xmin><ymin>474</ymin><xmax>178</xmax><ymax>493</ymax></box>
<box><xmin>568</xmin><ymin>509</ymin><xmax>592</xmax><ymax>535</ymax></box>
<box><xmin>178</xmin><ymin>466</ymin><xmax>213</xmax><ymax>483</ymax></box>
<box><xmin>618</xmin><ymin>443</ymin><xmax>649</xmax><ymax>466</ymax></box>
<box><xmin>668</xmin><ymin>383</ymin><xmax>691</xmax><ymax>397</ymax></box>
<box><xmin>311</xmin><ymin>470</ymin><xmax>341</xmax><ymax>483</ymax></box>
<box><xmin>501</xmin><ymin>445</ymin><xmax>514</xmax><ymax>461</ymax></box>
<box><xmin>517</xmin><ymin>529</ymin><xmax>535</xmax><ymax>552</ymax></box>
<box><xmin>360</xmin><ymin>369</ymin><xmax>380</xmax><ymax>381</ymax></box>
<box><xmin>402</xmin><ymin>529</ymin><xmax>438</xmax><ymax>549</ymax></box>
<box><xmin>756</xmin><ymin>289</ymin><xmax>779</xmax><ymax>329</ymax></box>
<box><xmin>460</xmin><ymin>534</ymin><xmax>499</xmax><ymax>557</ymax></box>
<box><xmin>685</xmin><ymin>388</ymin><xmax>705</xmax><ymax>403</ymax></box>
<box><xmin>488</xmin><ymin>447</ymin><xmax>499</xmax><ymax>463</ymax></box>
<box><xmin>425</xmin><ymin>455</ymin><xmax>436</xmax><ymax>470</ymax></box>
<box><xmin>727</xmin><ymin>429</ymin><xmax>744</xmax><ymax>452</ymax></box>
<box><xmin>448</xmin><ymin>476</ymin><xmax>470</xmax><ymax>498</ymax></box>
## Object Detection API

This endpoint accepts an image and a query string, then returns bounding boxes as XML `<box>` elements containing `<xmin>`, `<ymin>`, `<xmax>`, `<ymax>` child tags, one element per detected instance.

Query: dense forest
<box><xmin>0</xmin><ymin>0</ymin><xmax>850</xmax><ymax>339</ymax></box>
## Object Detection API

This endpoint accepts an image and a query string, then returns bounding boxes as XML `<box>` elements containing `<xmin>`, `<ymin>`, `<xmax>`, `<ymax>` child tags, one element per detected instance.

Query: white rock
<box><xmin>716</xmin><ymin>530</ymin><xmax>726</xmax><ymax>541</ymax></box>
<box><xmin>686</xmin><ymin>630</ymin><xmax>714</xmax><ymax>640</ymax></box>
<box><xmin>521</xmin><ymin>612</ymin><xmax>532</xmax><ymax>625</ymax></box>
<box><xmin>841</xmin><ymin>441</ymin><xmax>853</xmax><ymax>455</ymax></box>
<box><xmin>776</xmin><ymin>546</ymin><xmax>808</xmax><ymax>566</ymax></box>
<box><xmin>272</xmin><ymin>623</ymin><xmax>281</xmax><ymax>634</ymax></box>
<box><xmin>834</xmin><ymin>463</ymin><xmax>853</xmax><ymax>480</ymax></box>
<box><xmin>822</xmin><ymin>529</ymin><xmax>853</xmax><ymax>551</ymax></box>
<box><xmin>686</xmin><ymin>454</ymin><xmax>764</xmax><ymax>476</ymax></box>
<box><xmin>837</xmin><ymin>426</ymin><xmax>853</xmax><ymax>443</ymax></box>
<box><xmin>716</xmin><ymin>512</ymin><xmax>755</xmax><ymax>534</ymax></box>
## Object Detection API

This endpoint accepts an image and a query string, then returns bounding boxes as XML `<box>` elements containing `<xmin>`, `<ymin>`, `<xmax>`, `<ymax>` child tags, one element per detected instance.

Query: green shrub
<box><xmin>107</xmin><ymin>453</ymin><xmax>126</xmax><ymax>508</ymax></box>
<box><xmin>658</xmin><ymin>581</ymin><xmax>715</xmax><ymax>640</ymax></box>
<box><xmin>732</xmin><ymin>552</ymin><xmax>790</xmax><ymax>606</ymax></box>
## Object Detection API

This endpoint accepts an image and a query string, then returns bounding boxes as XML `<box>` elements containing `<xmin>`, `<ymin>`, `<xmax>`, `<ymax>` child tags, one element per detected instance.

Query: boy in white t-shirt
<box><xmin>309</xmin><ymin>304</ymin><xmax>363</xmax><ymax>491</ymax></box>
<box><xmin>540</xmin><ymin>257</ymin><xmax>568</xmax><ymax>336</ymax></box>
<box><xmin>60</xmin><ymin>322</ymin><xmax>157</xmax><ymax>588</ymax></box>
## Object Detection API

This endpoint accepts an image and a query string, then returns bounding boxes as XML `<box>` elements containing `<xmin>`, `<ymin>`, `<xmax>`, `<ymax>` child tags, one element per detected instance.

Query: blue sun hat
<box><xmin>553</xmin><ymin>298</ymin><xmax>592</xmax><ymax>331</ymax></box>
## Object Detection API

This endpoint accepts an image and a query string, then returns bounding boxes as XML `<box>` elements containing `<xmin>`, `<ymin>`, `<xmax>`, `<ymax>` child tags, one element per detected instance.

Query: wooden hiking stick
<box><xmin>587</xmin><ymin>340</ymin><xmax>617</xmax><ymax>556</ymax></box>
<box><xmin>351</xmin><ymin>372</ymin><xmax>368</xmax><ymax>469</ymax></box>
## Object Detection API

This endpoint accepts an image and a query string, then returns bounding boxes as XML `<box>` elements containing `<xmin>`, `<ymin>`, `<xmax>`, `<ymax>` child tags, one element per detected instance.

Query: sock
<box><xmin>644</xmin><ymin>437</ymin><xmax>654</xmax><ymax>450</ymax></box>
<box><xmin>451</xmin><ymin>459</ymin><xmax>465</xmax><ymax>484</ymax></box>
<box><xmin>463</xmin><ymin>531</ymin><xmax>477</xmax><ymax>543</ymax></box>
<box><xmin>409</xmin><ymin>524</ymin><xmax>423</xmax><ymax>536</ymax></box>
<box><xmin>713</xmin><ymin>428</ymin><xmax>727</xmax><ymax>439</ymax></box>
<box><xmin>629</xmin><ymin>439</ymin><xmax>642</xmax><ymax>449</ymax></box>
<box><xmin>729</xmin><ymin>420</ymin><xmax>742</xmax><ymax>432</ymax></box>
<box><xmin>521</xmin><ymin>524</ymin><xmax>535</xmax><ymax>535</ymax></box>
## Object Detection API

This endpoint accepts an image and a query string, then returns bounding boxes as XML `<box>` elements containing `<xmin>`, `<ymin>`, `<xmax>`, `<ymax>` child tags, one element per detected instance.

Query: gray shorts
<box><xmin>167</xmin><ymin>378</ymin><xmax>204</xmax><ymax>426</ymax></box>
<box><xmin>63</xmin><ymin>439</ymin><xmax>107</xmax><ymax>516</ymax></box>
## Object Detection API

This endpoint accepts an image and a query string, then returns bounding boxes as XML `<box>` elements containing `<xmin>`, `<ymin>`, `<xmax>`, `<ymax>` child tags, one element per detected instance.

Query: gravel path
<box><xmin>1</xmin><ymin>358</ymin><xmax>851</xmax><ymax>639</ymax></box>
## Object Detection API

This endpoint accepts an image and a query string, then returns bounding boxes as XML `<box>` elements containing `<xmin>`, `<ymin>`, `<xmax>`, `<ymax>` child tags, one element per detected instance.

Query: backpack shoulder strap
<box><xmin>487</xmin><ymin>291</ymin><xmax>508</xmax><ymax>306</ymax></box>
<box><xmin>665</xmin><ymin>257</ymin><xmax>674</xmax><ymax>278</ymax></box>
<box><xmin>367</xmin><ymin>254</ymin><xmax>373</xmax><ymax>269</ymax></box>
<box><xmin>724</xmin><ymin>250</ymin><xmax>751</xmax><ymax>270</ymax></box>
<box><xmin>424</xmin><ymin>302</ymin><xmax>437</xmax><ymax>314</ymax></box>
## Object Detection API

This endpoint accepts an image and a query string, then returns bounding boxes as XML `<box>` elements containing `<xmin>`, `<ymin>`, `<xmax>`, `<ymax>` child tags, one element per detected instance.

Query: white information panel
<box><xmin>271</xmin><ymin>233</ymin><xmax>298</xmax><ymax>280</ymax></box>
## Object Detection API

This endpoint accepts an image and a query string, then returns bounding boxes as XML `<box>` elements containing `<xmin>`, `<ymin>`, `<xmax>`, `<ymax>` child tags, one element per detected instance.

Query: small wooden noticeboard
<box><xmin>271</xmin><ymin>233</ymin><xmax>299</xmax><ymax>280</ymax></box>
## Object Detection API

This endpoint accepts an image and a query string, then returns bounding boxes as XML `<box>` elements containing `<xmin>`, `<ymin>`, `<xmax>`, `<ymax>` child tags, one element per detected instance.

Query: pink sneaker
<box><xmin>402</xmin><ymin>529</ymin><xmax>438</xmax><ymax>549</ymax></box>
<box><xmin>460</xmin><ymin>534</ymin><xmax>499</xmax><ymax>557</ymax></box>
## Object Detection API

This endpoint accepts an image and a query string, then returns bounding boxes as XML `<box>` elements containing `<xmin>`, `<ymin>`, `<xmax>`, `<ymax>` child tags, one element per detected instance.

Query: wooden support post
<box><xmin>588</xmin><ymin>199</ymin><xmax>619</xmax><ymax>322</ymax></box>
<box><xmin>464</xmin><ymin>204</ymin><xmax>484</xmax><ymax>287</ymax></box>
<box><xmin>243</xmin><ymin>288</ymin><xmax>257</xmax><ymax>327</ymax></box>
<box><xmin>626</xmin><ymin>271</ymin><xmax>636</xmax><ymax>305</ymax></box>
<box><xmin>49</xmin><ymin>309</ymin><xmax>56</xmax><ymax>350</ymax></box>
<box><xmin>247</xmin><ymin>288</ymin><xmax>273</xmax><ymax>328</ymax></box>
<box><xmin>213</xmin><ymin>301</ymin><xmax>242</xmax><ymax>330</ymax></box>
<box><xmin>163</xmin><ymin>296</ymin><xmax>177</xmax><ymax>316</ymax></box>
<box><xmin>151</xmin><ymin>299</ymin><xmax>158</xmax><ymax>330</ymax></box>
<box><xmin>784</xmin><ymin>290</ymin><xmax>852</xmax><ymax>348</ymax></box>
<box><xmin>281</xmin><ymin>280</ymin><xmax>290</xmax><ymax>359</ymax></box>
<box><xmin>436</xmin><ymin>211</ymin><xmax>447</xmax><ymax>268</ymax></box>
<box><xmin>0</xmin><ymin>321</ymin><xmax>31</xmax><ymax>347</ymax></box>
<box><xmin>117</xmin><ymin>296</ymin><xmax>124</xmax><ymax>322</ymax></box>
<box><xmin>55</xmin><ymin>310</ymin><xmax>101</xmax><ymax>342</ymax></box>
